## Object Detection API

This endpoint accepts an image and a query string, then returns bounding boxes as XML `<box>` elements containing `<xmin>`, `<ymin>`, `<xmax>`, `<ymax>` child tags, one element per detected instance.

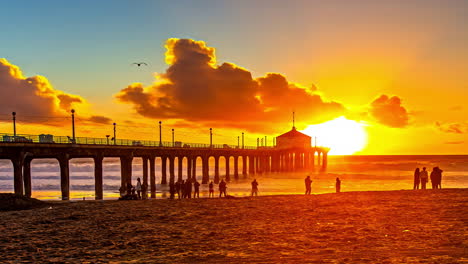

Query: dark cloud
<box><xmin>116</xmin><ymin>38</ymin><xmax>345</xmax><ymax>132</ymax></box>
<box><xmin>369</xmin><ymin>95</ymin><xmax>409</xmax><ymax>128</ymax></box>
<box><xmin>87</xmin><ymin>115</ymin><xmax>112</xmax><ymax>125</ymax></box>
<box><xmin>435</xmin><ymin>121</ymin><xmax>468</xmax><ymax>134</ymax></box>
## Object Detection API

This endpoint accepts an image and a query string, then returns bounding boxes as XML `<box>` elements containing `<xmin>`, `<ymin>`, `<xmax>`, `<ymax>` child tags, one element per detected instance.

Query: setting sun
<box><xmin>302</xmin><ymin>117</ymin><xmax>367</xmax><ymax>155</ymax></box>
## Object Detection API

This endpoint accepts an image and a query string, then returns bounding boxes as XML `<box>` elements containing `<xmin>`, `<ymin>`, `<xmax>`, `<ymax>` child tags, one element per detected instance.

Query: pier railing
<box><xmin>0</xmin><ymin>133</ymin><xmax>261</xmax><ymax>149</ymax></box>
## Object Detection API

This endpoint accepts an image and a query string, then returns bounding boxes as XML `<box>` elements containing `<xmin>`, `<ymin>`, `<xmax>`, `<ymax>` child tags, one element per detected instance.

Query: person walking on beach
<box><xmin>431</xmin><ymin>167</ymin><xmax>443</xmax><ymax>189</ymax></box>
<box><xmin>209</xmin><ymin>181</ymin><xmax>214</xmax><ymax>198</ymax></box>
<box><xmin>186</xmin><ymin>179</ymin><xmax>192</xmax><ymax>199</ymax></box>
<box><xmin>180</xmin><ymin>180</ymin><xmax>186</xmax><ymax>198</ymax></box>
<box><xmin>436</xmin><ymin>167</ymin><xmax>443</xmax><ymax>189</ymax></box>
<box><xmin>305</xmin><ymin>176</ymin><xmax>312</xmax><ymax>195</ymax></box>
<box><xmin>219</xmin><ymin>179</ymin><xmax>227</xmax><ymax>197</ymax></box>
<box><xmin>169</xmin><ymin>181</ymin><xmax>175</xmax><ymax>199</ymax></box>
<box><xmin>193</xmin><ymin>179</ymin><xmax>200</xmax><ymax>198</ymax></box>
<box><xmin>175</xmin><ymin>180</ymin><xmax>181</xmax><ymax>199</ymax></box>
<box><xmin>136</xmin><ymin>178</ymin><xmax>142</xmax><ymax>199</ymax></box>
<box><xmin>142</xmin><ymin>181</ymin><xmax>148</xmax><ymax>200</ymax></box>
<box><xmin>413</xmin><ymin>168</ymin><xmax>420</xmax><ymax>190</ymax></box>
<box><xmin>251</xmin><ymin>179</ymin><xmax>259</xmax><ymax>196</ymax></box>
<box><xmin>336</xmin><ymin>177</ymin><xmax>341</xmax><ymax>193</ymax></box>
<box><xmin>420</xmin><ymin>167</ymin><xmax>428</xmax><ymax>189</ymax></box>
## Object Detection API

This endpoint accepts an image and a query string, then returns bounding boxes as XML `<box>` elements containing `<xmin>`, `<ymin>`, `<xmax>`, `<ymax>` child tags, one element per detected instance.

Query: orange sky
<box><xmin>1</xmin><ymin>1</ymin><xmax>467</xmax><ymax>154</ymax></box>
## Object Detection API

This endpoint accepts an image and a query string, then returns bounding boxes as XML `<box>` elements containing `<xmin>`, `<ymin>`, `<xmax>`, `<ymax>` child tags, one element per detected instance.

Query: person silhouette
<box><xmin>219</xmin><ymin>179</ymin><xmax>227</xmax><ymax>197</ymax></box>
<box><xmin>193</xmin><ymin>179</ymin><xmax>200</xmax><ymax>198</ymax></box>
<box><xmin>436</xmin><ymin>167</ymin><xmax>443</xmax><ymax>189</ymax></box>
<box><xmin>175</xmin><ymin>180</ymin><xmax>181</xmax><ymax>199</ymax></box>
<box><xmin>305</xmin><ymin>176</ymin><xmax>312</xmax><ymax>195</ymax></box>
<box><xmin>251</xmin><ymin>179</ymin><xmax>259</xmax><ymax>196</ymax></box>
<box><xmin>420</xmin><ymin>167</ymin><xmax>428</xmax><ymax>190</ymax></box>
<box><xmin>209</xmin><ymin>181</ymin><xmax>214</xmax><ymax>198</ymax></box>
<box><xmin>136</xmin><ymin>178</ymin><xmax>142</xmax><ymax>199</ymax></box>
<box><xmin>413</xmin><ymin>168</ymin><xmax>420</xmax><ymax>190</ymax></box>
<box><xmin>336</xmin><ymin>177</ymin><xmax>341</xmax><ymax>193</ymax></box>
<box><xmin>169</xmin><ymin>181</ymin><xmax>175</xmax><ymax>199</ymax></box>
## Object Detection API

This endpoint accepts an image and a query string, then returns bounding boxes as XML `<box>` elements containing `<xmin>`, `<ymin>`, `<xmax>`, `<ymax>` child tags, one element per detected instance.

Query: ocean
<box><xmin>0</xmin><ymin>155</ymin><xmax>466</xmax><ymax>200</ymax></box>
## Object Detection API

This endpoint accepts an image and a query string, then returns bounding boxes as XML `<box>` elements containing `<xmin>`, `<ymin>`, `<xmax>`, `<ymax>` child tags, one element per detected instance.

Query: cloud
<box><xmin>86</xmin><ymin>115</ymin><xmax>112</xmax><ymax>125</ymax></box>
<box><xmin>0</xmin><ymin>58</ymin><xmax>83</xmax><ymax>121</ymax></box>
<box><xmin>444</xmin><ymin>141</ymin><xmax>464</xmax><ymax>145</ymax></box>
<box><xmin>116</xmin><ymin>38</ymin><xmax>345</xmax><ymax>132</ymax></box>
<box><xmin>369</xmin><ymin>95</ymin><xmax>409</xmax><ymax>128</ymax></box>
<box><xmin>435</xmin><ymin>121</ymin><xmax>468</xmax><ymax>134</ymax></box>
<box><xmin>0</xmin><ymin>58</ymin><xmax>111</xmax><ymax>126</ymax></box>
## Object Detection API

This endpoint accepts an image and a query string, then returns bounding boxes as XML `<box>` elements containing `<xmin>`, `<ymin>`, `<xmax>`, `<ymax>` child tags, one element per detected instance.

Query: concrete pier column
<box><xmin>142</xmin><ymin>157</ymin><xmax>148</xmax><ymax>187</ymax></box>
<box><xmin>249</xmin><ymin>156</ymin><xmax>255</xmax><ymax>174</ymax></box>
<box><xmin>214</xmin><ymin>156</ymin><xmax>220</xmax><ymax>184</ymax></box>
<box><xmin>177</xmin><ymin>157</ymin><xmax>183</xmax><ymax>182</ymax></box>
<box><xmin>120</xmin><ymin>155</ymin><xmax>133</xmax><ymax>194</ymax></box>
<box><xmin>317</xmin><ymin>152</ymin><xmax>322</xmax><ymax>167</ymax></box>
<box><xmin>169</xmin><ymin>156</ymin><xmax>175</xmax><ymax>184</ymax></box>
<box><xmin>225</xmin><ymin>156</ymin><xmax>230</xmax><ymax>182</ymax></box>
<box><xmin>94</xmin><ymin>155</ymin><xmax>103</xmax><ymax>200</ymax></box>
<box><xmin>187</xmin><ymin>157</ymin><xmax>192</xmax><ymax>179</ymax></box>
<box><xmin>150</xmin><ymin>157</ymin><xmax>156</xmax><ymax>198</ymax></box>
<box><xmin>161</xmin><ymin>156</ymin><xmax>167</xmax><ymax>184</ymax></box>
<box><xmin>256</xmin><ymin>156</ymin><xmax>262</xmax><ymax>174</ymax></box>
<box><xmin>12</xmin><ymin>154</ymin><xmax>24</xmax><ymax>196</ymax></box>
<box><xmin>59</xmin><ymin>154</ymin><xmax>70</xmax><ymax>200</ymax></box>
<box><xmin>295</xmin><ymin>152</ymin><xmax>301</xmax><ymax>171</ymax></box>
<box><xmin>202</xmin><ymin>156</ymin><xmax>209</xmax><ymax>184</ymax></box>
<box><xmin>234</xmin><ymin>156</ymin><xmax>239</xmax><ymax>179</ymax></box>
<box><xmin>322</xmin><ymin>152</ymin><xmax>328</xmax><ymax>171</ymax></box>
<box><xmin>242</xmin><ymin>156</ymin><xmax>247</xmax><ymax>176</ymax></box>
<box><xmin>192</xmin><ymin>157</ymin><xmax>197</xmax><ymax>180</ymax></box>
<box><xmin>23</xmin><ymin>157</ymin><xmax>32</xmax><ymax>198</ymax></box>
<box><xmin>311</xmin><ymin>151</ymin><xmax>315</xmax><ymax>169</ymax></box>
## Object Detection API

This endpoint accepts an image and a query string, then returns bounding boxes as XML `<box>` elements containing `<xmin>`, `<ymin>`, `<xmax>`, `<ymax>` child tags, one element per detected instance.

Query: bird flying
<box><xmin>132</xmin><ymin>62</ymin><xmax>148</xmax><ymax>67</ymax></box>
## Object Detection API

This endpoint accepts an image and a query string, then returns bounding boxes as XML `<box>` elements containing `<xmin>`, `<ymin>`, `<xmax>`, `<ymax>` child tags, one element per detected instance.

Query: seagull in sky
<box><xmin>132</xmin><ymin>62</ymin><xmax>148</xmax><ymax>67</ymax></box>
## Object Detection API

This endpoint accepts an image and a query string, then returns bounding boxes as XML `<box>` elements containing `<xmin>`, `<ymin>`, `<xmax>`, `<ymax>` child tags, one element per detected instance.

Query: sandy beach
<box><xmin>0</xmin><ymin>189</ymin><xmax>467</xmax><ymax>263</ymax></box>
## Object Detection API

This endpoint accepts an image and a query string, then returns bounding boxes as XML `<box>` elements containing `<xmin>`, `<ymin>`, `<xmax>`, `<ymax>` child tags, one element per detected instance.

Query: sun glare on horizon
<box><xmin>301</xmin><ymin>117</ymin><xmax>367</xmax><ymax>155</ymax></box>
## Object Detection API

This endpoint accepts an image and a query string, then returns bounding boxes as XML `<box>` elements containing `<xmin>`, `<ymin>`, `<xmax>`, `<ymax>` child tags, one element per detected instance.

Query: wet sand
<box><xmin>1</xmin><ymin>189</ymin><xmax>467</xmax><ymax>263</ymax></box>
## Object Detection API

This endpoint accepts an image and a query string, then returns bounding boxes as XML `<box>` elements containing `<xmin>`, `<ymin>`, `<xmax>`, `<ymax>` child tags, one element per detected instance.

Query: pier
<box><xmin>0</xmin><ymin>131</ymin><xmax>329</xmax><ymax>200</ymax></box>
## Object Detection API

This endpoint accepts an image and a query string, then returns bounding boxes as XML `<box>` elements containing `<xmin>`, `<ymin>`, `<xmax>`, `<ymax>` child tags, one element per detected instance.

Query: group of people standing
<box><xmin>169</xmin><ymin>179</ymin><xmax>233</xmax><ymax>199</ymax></box>
<box><xmin>413</xmin><ymin>167</ymin><xmax>443</xmax><ymax>190</ymax></box>
<box><xmin>304</xmin><ymin>176</ymin><xmax>341</xmax><ymax>194</ymax></box>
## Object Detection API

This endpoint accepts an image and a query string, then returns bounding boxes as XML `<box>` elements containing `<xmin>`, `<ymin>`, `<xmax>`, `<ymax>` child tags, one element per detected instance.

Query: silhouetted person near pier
<box><xmin>136</xmin><ymin>178</ymin><xmax>142</xmax><ymax>199</ymax></box>
<box><xmin>219</xmin><ymin>179</ymin><xmax>227</xmax><ymax>197</ymax></box>
<box><xmin>251</xmin><ymin>179</ymin><xmax>259</xmax><ymax>196</ymax></box>
<box><xmin>420</xmin><ymin>167</ymin><xmax>428</xmax><ymax>189</ymax></box>
<box><xmin>194</xmin><ymin>180</ymin><xmax>200</xmax><ymax>198</ymax></box>
<box><xmin>336</xmin><ymin>177</ymin><xmax>341</xmax><ymax>193</ymax></box>
<box><xmin>431</xmin><ymin>167</ymin><xmax>443</xmax><ymax>189</ymax></box>
<box><xmin>413</xmin><ymin>168</ymin><xmax>420</xmax><ymax>190</ymax></box>
<box><xmin>305</xmin><ymin>176</ymin><xmax>312</xmax><ymax>195</ymax></box>
<box><xmin>181</xmin><ymin>180</ymin><xmax>186</xmax><ymax>198</ymax></box>
<box><xmin>209</xmin><ymin>181</ymin><xmax>214</xmax><ymax>198</ymax></box>
<box><xmin>175</xmin><ymin>180</ymin><xmax>181</xmax><ymax>199</ymax></box>
<box><xmin>142</xmin><ymin>182</ymin><xmax>148</xmax><ymax>199</ymax></box>
<box><xmin>186</xmin><ymin>179</ymin><xmax>192</xmax><ymax>198</ymax></box>
<box><xmin>436</xmin><ymin>167</ymin><xmax>443</xmax><ymax>189</ymax></box>
<box><xmin>169</xmin><ymin>181</ymin><xmax>175</xmax><ymax>199</ymax></box>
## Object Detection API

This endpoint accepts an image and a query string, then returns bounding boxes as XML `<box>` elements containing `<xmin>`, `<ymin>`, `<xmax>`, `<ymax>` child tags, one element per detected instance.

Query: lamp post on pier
<box><xmin>113</xmin><ymin>123</ymin><xmax>116</xmax><ymax>145</ymax></box>
<box><xmin>159</xmin><ymin>121</ymin><xmax>162</xmax><ymax>147</ymax></box>
<box><xmin>210</xmin><ymin>128</ymin><xmax>213</xmax><ymax>148</ymax></box>
<box><xmin>12</xmin><ymin>112</ymin><xmax>16</xmax><ymax>138</ymax></box>
<box><xmin>237</xmin><ymin>136</ymin><xmax>240</xmax><ymax>148</ymax></box>
<box><xmin>172</xmin><ymin>129</ymin><xmax>174</xmax><ymax>147</ymax></box>
<box><xmin>242</xmin><ymin>132</ymin><xmax>244</xmax><ymax>149</ymax></box>
<box><xmin>71</xmin><ymin>109</ymin><xmax>76</xmax><ymax>143</ymax></box>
